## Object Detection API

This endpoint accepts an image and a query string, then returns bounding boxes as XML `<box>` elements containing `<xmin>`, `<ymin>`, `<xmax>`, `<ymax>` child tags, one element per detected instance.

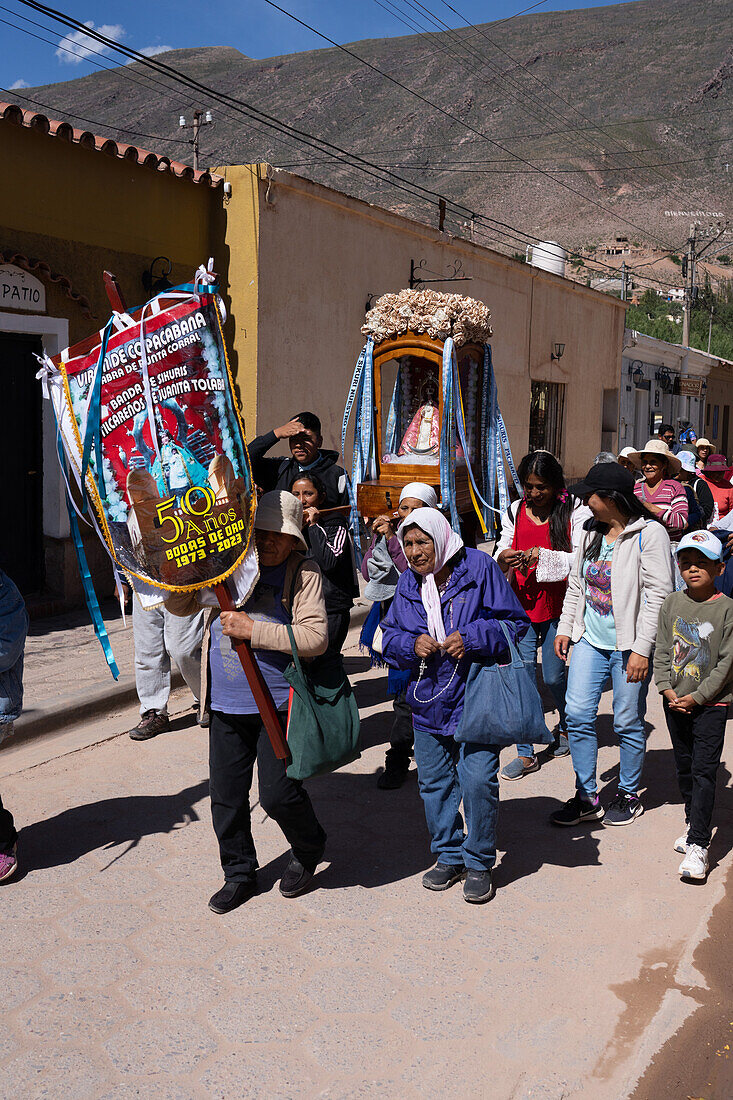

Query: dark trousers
<box><xmin>209</xmin><ymin>710</ymin><xmax>327</xmax><ymax>882</ymax></box>
<box><xmin>664</xmin><ymin>700</ymin><xmax>727</xmax><ymax>847</ymax></box>
<box><xmin>327</xmin><ymin>611</ymin><xmax>351</xmax><ymax>653</ymax></box>
<box><xmin>0</xmin><ymin>793</ymin><xmax>17</xmax><ymax>855</ymax></box>
<box><xmin>387</xmin><ymin>691</ymin><xmax>414</xmax><ymax>761</ymax></box>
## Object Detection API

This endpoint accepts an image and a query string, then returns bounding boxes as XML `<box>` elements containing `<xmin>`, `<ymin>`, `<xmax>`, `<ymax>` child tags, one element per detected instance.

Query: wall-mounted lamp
<box><xmin>142</xmin><ymin>256</ymin><xmax>173</xmax><ymax>297</ymax></box>
<box><xmin>551</xmin><ymin>342</ymin><xmax>565</xmax><ymax>361</ymax></box>
<box><xmin>628</xmin><ymin>359</ymin><xmax>645</xmax><ymax>387</ymax></box>
<box><xmin>655</xmin><ymin>367</ymin><xmax>673</xmax><ymax>394</ymax></box>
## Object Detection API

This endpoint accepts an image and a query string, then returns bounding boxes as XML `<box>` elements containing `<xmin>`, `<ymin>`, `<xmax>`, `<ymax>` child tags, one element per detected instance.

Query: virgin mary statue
<box><xmin>398</xmin><ymin>379</ymin><xmax>440</xmax><ymax>459</ymax></box>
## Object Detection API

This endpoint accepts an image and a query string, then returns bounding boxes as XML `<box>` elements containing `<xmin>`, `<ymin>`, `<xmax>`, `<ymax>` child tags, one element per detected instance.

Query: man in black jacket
<box><xmin>248</xmin><ymin>412</ymin><xmax>350</xmax><ymax>508</ymax></box>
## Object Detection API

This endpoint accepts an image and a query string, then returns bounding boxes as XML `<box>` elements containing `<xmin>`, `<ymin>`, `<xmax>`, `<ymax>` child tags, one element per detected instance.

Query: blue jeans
<box><xmin>516</xmin><ymin>619</ymin><xmax>567</xmax><ymax>758</ymax></box>
<box><xmin>565</xmin><ymin>637</ymin><xmax>650</xmax><ymax>799</ymax></box>
<box><xmin>413</xmin><ymin>730</ymin><xmax>500</xmax><ymax>871</ymax></box>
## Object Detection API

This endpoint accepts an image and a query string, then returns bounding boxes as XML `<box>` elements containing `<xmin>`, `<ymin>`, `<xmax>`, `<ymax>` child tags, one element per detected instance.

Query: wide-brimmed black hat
<box><xmin>570</xmin><ymin>462</ymin><xmax>636</xmax><ymax>498</ymax></box>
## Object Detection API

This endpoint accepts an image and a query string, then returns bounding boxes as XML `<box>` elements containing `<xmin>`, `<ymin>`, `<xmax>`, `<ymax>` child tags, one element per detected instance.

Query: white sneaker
<box><xmin>673</xmin><ymin>832</ymin><xmax>688</xmax><ymax>854</ymax></box>
<box><xmin>679</xmin><ymin>844</ymin><xmax>709</xmax><ymax>880</ymax></box>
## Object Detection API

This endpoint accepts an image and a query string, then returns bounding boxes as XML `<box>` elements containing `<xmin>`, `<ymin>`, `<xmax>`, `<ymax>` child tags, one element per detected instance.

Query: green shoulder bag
<box><xmin>283</xmin><ymin>624</ymin><xmax>361</xmax><ymax>781</ymax></box>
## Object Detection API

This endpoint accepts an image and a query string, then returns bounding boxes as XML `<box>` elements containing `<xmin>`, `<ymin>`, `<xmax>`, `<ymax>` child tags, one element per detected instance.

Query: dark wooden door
<box><xmin>0</xmin><ymin>333</ymin><xmax>44</xmax><ymax>593</ymax></box>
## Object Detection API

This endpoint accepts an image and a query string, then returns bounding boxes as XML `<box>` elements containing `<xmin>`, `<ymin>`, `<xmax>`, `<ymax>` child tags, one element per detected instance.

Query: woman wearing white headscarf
<box><xmin>360</xmin><ymin>483</ymin><xmax>439</xmax><ymax>789</ymax></box>
<box><xmin>381</xmin><ymin>510</ymin><xmax>528</xmax><ymax>904</ymax></box>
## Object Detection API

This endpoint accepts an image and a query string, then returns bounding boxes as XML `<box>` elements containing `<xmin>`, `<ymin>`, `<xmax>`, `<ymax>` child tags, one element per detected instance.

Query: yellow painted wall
<box><xmin>211</xmin><ymin>165</ymin><xmax>262</xmax><ymax>440</ymax></box>
<box><xmin>0</xmin><ymin>118</ymin><xmax>226</xmax><ymax>605</ymax></box>
<box><xmin>0</xmin><ymin>120</ymin><xmax>223</xmax><ymax>336</ymax></box>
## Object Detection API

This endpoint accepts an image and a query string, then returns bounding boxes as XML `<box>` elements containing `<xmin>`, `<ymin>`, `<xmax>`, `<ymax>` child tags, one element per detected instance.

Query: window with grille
<box><xmin>529</xmin><ymin>381</ymin><xmax>566</xmax><ymax>458</ymax></box>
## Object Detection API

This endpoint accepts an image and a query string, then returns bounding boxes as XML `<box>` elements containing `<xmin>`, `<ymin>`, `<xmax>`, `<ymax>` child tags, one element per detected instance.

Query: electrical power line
<box><xmin>1</xmin><ymin>85</ymin><xmax>196</xmax><ymax>148</ymax></box>
<box><xmin>8</xmin><ymin>0</ymin><xmax>689</xmax><ymax>292</ymax></box>
<box><xmin>377</xmin><ymin>0</ymin><xmax>652</xmax><ymax>176</ymax></box>
<box><xmin>277</xmin><ymin>150</ymin><xmax>729</xmax><ymax>174</ymax></box>
<box><xmin>432</xmin><ymin>0</ymin><xmax>677</xmax><ymax>189</ymax></box>
<box><xmin>0</xmin><ymin>5</ymin><xmax>236</xmax><ymax>156</ymax></box>
<box><xmin>259</xmin><ymin>0</ymin><xmax>678</xmax><ymax>248</ymax></box>
<box><xmin>389</xmin><ymin>0</ymin><xmax>670</xmax><ymax>189</ymax></box>
<box><xmin>1</xmin><ymin>4</ymin><xmax>296</xmax><ymax>165</ymax></box>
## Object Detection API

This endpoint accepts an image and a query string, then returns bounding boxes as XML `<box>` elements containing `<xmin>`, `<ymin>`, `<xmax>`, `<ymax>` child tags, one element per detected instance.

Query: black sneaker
<box><xmin>422</xmin><ymin>863</ymin><xmax>466</xmax><ymax>891</ymax></box>
<box><xmin>463</xmin><ymin>870</ymin><xmax>494</xmax><ymax>904</ymax></box>
<box><xmin>279</xmin><ymin>855</ymin><xmax>319</xmax><ymax>898</ymax></box>
<box><xmin>128</xmin><ymin>710</ymin><xmax>170</xmax><ymax>741</ymax></box>
<box><xmin>377</xmin><ymin>750</ymin><xmax>411</xmax><ymax>789</ymax></box>
<box><xmin>208</xmin><ymin>879</ymin><xmax>258</xmax><ymax>914</ymax></box>
<box><xmin>603</xmin><ymin>792</ymin><xmax>644</xmax><ymax>826</ymax></box>
<box><xmin>550</xmin><ymin>793</ymin><xmax>604</xmax><ymax>826</ymax></box>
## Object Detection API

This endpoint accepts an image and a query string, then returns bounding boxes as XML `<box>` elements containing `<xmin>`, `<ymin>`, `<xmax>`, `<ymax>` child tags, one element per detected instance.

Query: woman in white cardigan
<box><xmin>495</xmin><ymin>451</ymin><xmax>591</xmax><ymax>780</ymax></box>
<box><xmin>550</xmin><ymin>462</ymin><xmax>673</xmax><ymax>828</ymax></box>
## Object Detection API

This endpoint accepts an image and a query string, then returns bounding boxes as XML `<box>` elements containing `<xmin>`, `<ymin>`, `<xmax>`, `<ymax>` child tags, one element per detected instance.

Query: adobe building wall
<box><xmin>703</xmin><ymin>360</ymin><xmax>733</xmax><ymax>459</ymax></box>
<box><xmin>227</xmin><ymin>167</ymin><xmax>626</xmax><ymax>482</ymax></box>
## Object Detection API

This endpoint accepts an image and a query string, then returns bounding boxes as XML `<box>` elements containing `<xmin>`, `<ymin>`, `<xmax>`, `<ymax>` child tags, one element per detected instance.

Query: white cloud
<box><xmin>9</xmin><ymin>79</ymin><xmax>29</xmax><ymax>89</ymax></box>
<box><xmin>136</xmin><ymin>45</ymin><xmax>173</xmax><ymax>58</ymax></box>
<box><xmin>55</xmin><ymin>21</ymin><xmax>125</xmax><ymax>65</ymax></box>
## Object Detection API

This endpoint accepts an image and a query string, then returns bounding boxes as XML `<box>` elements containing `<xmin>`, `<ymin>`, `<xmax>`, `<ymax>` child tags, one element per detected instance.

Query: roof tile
<box><xmin>1</xmin><ymin>101</ymin><xmax>223</xmax><ymax>188</ymax></box>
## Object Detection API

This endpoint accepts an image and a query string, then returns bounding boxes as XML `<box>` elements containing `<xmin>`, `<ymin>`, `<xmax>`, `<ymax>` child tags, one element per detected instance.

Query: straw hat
<box><xmin>617</xmin><ymin>446</ymin><xmax>640</xmax><ymax>469</ymax></box>
<box><xmin>629</xmin><ymin>438</ymin><xmax>682</xmax><ymax>477</ymax></box>
<box><xmin>696</xmin><ymin>438</ymin><xmax>712</xmax><ymax>451</ymax></box>
<box><xmin>255</xmin><ymin>490</ymin><xmax>307</xmax><ymax>550</ymax></box>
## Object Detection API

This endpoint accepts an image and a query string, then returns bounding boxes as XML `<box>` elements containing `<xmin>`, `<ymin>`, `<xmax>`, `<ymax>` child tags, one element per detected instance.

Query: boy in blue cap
<box><xmin>654</xmin><ymin>531</ymin><xmax>733</xmax><ymax>881</ymax></box>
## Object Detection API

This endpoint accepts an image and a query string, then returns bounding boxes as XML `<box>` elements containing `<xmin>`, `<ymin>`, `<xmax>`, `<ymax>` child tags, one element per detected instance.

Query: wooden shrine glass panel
<box><xmin>380</xmin><ymin>354</ymin><xmax>441</xmax><ymax>469</ymax></box>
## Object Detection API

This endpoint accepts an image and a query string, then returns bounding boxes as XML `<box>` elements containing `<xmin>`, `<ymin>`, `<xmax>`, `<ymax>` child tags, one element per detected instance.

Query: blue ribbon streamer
<box><xmin>128</xmin><ymin>282</ymin><xmax>220</xmax><ymax>313</ymax></box>
<box><xmin>481</xmin><ymin>344</ymin><xmax>498</xmax><ymax>537</ymax></box>
<box><xmin>440</xmin><ymin>340</ymin><xmax>461</xmax><ymax>533</ymax></box>
<box><xmin>342</xmin><ymin>339</ymin><xmax>377</xmax><ymax>558</ymax></box>
<box><xmin>57</xmin><ymin>433</ymin><xmax>119</xmax><ymax>680</ymax></box>
<box><xmin>81</xmin><ymin>316</ymin><xmax>114</xmax><ymax>508</ymax></box>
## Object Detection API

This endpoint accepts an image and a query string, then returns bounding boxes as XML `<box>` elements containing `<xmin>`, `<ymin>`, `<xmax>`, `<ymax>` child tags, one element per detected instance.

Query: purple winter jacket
<box><xmin>381</xmin><ymin>548</ymin><xmax>529</xmax><ymax>737</ymax></box>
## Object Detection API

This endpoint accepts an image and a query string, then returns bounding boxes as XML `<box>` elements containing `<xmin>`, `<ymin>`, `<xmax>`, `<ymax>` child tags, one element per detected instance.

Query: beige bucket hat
<box><xmin>696</xmin><ymin>437</ymin><xmax>712</xmax><ymax>451</ymax></box>
<box><xmin>617</xmin><ymin>446</ymin><xmax>641</xmax><ymax>469</ymax></box>
<box><xmin>629</xmin><ymin>438</ymin><xmax>682</xmax><ymax>477</ymax></box>
<box><xmin>255</xmin><ymin>490</ymin><xmax>307</xmax><ymax>550</ymax></box>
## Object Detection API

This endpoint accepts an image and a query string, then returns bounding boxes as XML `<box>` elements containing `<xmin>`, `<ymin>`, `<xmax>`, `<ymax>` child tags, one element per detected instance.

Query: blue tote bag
<box><xmin>455</xmin><ymin>620</ymin><xmax>554</xmax><ymax>747</ymax></box>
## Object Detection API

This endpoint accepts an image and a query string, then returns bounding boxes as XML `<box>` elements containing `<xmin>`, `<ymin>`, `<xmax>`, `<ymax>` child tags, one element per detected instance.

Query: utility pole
<box><xmin>682</xmin><ymin>220</ymin><xmax>729</xmax><ymax>348</ymax></box>
<box><xmin>708</xmin><ymin>305</ymin><xmax>715</xmax><ymax>354</ymax></box>
<box><xmin>621</xmin><ymin>260</ymin><xmax>627</xmax><ymax>301</ymax></box>
<box><xmin>682</xmin><ymin>222</ymin><xmax>697</xmax><ymax>348</ymax></box>
<box><xmin>179</xmin><ymin>109</ymin><xmax>213</xmax><ymax>171</ymax></box>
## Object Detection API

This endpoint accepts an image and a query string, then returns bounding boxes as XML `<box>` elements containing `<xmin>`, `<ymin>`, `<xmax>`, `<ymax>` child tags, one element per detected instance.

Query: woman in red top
<box><xmin>701</xmin><ymin>454</ymin><xmax>733</xmax><ymax>522</ymax></box>
<box><xmin>496</xmin><ymin>451</ymin><xmax>589</xmax><ymax>780</ymax></box>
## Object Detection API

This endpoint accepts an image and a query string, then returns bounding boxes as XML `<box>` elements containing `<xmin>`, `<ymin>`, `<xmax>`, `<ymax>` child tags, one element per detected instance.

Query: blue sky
<box><xmin>1</xmin><ymin>0</ymin><xmax>630</xmax><ymax>92</ymax></box>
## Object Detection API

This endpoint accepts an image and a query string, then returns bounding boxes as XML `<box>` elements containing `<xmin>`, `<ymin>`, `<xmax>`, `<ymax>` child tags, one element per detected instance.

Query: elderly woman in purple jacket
<box><xmin>381</xmin><ymin>509</ymin><xmax>528</xmax><ymax>904</ymax></box>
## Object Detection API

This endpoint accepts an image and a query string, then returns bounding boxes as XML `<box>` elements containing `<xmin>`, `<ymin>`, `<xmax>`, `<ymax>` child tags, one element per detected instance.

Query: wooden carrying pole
<box><xmin>100</xmin><ymin>271</ymin><xmax>289</xmax><ymax>760</ymax></box>
<box><xmin>212</xmin><ymin>583</ymin><xmax>290</xmax><ymax>760</ymax></box>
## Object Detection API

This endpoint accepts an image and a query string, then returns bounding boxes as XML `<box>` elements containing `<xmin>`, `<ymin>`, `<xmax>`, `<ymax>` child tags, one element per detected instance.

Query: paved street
<box><xmin>1</xmin><ymin>642</ymin><xmax>732</xmax><ymax>1099</ymax></box>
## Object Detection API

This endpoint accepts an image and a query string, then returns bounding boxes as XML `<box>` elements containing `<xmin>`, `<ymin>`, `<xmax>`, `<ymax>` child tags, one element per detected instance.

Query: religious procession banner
<box><xmin>44</xmin><ymin>275</ymin><xmax>255</xmax><ymax>593</ymax></box>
